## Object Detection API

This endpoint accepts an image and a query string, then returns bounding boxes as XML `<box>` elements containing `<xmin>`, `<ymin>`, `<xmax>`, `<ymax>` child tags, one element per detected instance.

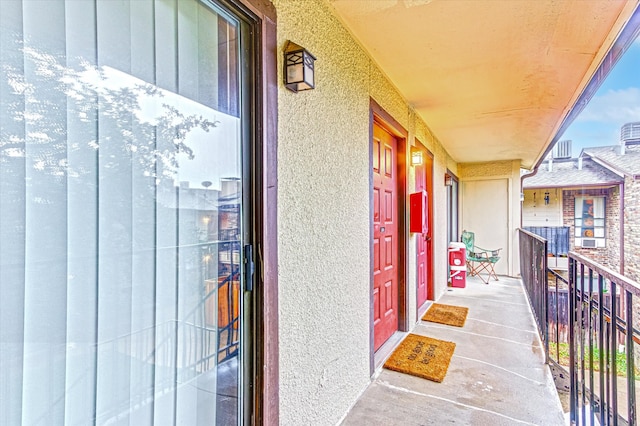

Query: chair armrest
<box><xmin>469</xmin><ymin>250</ymin><xmax>491</xmax><ymax>259</ymax></box>
<box><xmin>475</xmin><ymin>245</ymin><xmax>502</xmax><ymax>256</ymax></box>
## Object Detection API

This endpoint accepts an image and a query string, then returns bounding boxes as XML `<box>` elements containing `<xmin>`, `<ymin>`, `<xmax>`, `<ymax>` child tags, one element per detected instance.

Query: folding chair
<box><xmin>461</xmin><ymin>230</ymin><xmax>501</xmax><ymax>284</ymax></box>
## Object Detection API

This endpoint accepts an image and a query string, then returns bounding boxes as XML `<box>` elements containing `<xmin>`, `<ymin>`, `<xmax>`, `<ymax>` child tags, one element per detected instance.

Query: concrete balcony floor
<box><xmin>341</xmin><ymin>275</ymin><xmax>566</xmax><ymax>426</ymax></box>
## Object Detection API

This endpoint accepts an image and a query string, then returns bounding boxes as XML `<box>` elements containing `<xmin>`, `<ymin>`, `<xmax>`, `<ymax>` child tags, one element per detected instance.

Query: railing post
<box><xmin>626</xmin><ymin>290</ymin><xmax>636</xmax><ymax>425</ymax></box>
<box><xmin>588</xmin><ymin>268</ymin><xmax>595</xmax><ymax>426</ymax></box>
<box><xmin>598</xmin><ymin>274</ymin><xmax>606</xmax><ymax>425</ymax></box>
<box><xmin>610</xmin><ymin>281</ymin><xmax>618</xmax><ymax>426</ymax></box>
<box><xmin>579</xmin><ymin>263</ymin><xmax>586</xmax><ymax>424</ymax></box>
<box><xmin>569</xmin><ymin>256</ymin><xmax>577</xmax><ymax>425</ymax></box>
<box><xmin>543</xmin><ymin>238</ymin><xmax>549</xmax><ymax>364</ymax></box>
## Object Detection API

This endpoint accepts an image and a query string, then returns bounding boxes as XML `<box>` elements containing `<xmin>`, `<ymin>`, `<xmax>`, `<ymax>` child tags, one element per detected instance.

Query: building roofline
<box><xmin>581</xmin><ymin>151</ymin><xmax>630</xmax><ymax>178</ymax></box>
<box><xmin>523</xmin><ymin>182</ymin><xmax>621</xmax><ymax>191</ymax></box>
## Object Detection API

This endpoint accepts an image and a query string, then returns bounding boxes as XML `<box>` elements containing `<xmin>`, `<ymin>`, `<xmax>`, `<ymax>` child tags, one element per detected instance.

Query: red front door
<box><xmin>372</xmin><ymin>122</ymin><xmax>398</xmax><ymax>351</ymax></box>
<box><xmin>416</xmin><ymin>147</ymin><xmax>434</xmax><ymax>308</ymax></box>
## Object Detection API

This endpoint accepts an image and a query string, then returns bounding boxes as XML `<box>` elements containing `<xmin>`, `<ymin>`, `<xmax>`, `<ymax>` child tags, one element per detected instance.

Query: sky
<box><xmin>557</xmin><ymin>35</ymin><xmax>640</xmax><ymax>157</ymax></box>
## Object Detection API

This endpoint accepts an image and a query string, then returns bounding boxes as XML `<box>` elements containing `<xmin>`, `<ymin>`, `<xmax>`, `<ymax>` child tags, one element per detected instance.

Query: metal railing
<box><xmin>569</xmin><ymin>253</ymin><xmax>640</xmax><ymax>426</ymax></box>
<box><xmin>519</xmin><ymin>229</ymin><xmax>640</xmax><ymax>426</ymax></box>
<box><xmin>518</xmin><ymin>229</ymin><xmax>550</xmax><ymax>362</ymax></box>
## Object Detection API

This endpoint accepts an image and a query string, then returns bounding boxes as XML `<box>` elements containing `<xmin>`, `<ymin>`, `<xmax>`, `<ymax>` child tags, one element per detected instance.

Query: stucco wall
<box><xmin>414</xmin><ymin>117</ymin><xmax>453</xmax><ymax>311</ymax></box>
<box><xmin>272</xmin><ymin>0</ymin><xmax>456</xmax><ymax>423</ymax></box>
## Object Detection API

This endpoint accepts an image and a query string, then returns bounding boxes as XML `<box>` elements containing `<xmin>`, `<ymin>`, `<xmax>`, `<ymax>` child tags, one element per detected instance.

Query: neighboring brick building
<box><xmin>523</xmin><ymin>139</ymin><xmax>640</xmax><ymax>281</ymax></box>
<box><xmin>582</xmin><ymin>143</ymin><xmax>640</xmax><ymax>283</ymax></box>
<box><xmin>522</xmin><ymin>156</ymin><xmax>623</xmax><ymax>271</ymax></box>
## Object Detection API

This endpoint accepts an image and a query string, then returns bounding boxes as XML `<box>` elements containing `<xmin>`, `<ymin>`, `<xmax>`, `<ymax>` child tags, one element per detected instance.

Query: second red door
<box><xmin>415</xmin><ymin>147</ymin><xmax>433</xmax><ymax>307</ymax></box>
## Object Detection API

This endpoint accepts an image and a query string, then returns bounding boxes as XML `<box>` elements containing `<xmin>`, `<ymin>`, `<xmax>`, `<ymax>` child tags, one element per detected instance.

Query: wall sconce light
<box><xmin>444</xmin><ymin>174</ymin><xmax>453</xmax><ymax>186</ymax></box>
<box><xmin>410</xmin><ymin>148</ymin><xmax>423</xmax><ymax>166</ymax></box>
<box><xmin>284</xmin><ymin>41</ymin><xmax>316</xmax><ymax>92</ymax></box>
<box><xmin>544</xmin><ymin>191</ymin><xmax>550</xmax><ymax>205</ymax></box>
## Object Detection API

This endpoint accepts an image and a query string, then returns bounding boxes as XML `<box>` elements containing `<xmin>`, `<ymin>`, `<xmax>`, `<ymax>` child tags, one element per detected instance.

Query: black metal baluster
<box><xmin>580</xmin><ymin>263</ymin><xmax>586</xmax><ymax>424</ymax></box>
<box><xmin>543</xmin><ymin>238</ymin><xmax>549</xmax><ymax>364</ymax></box>
<box><xmin>611</xmin><ymin>281</ymin><xmax>618</xmax><ymax>426</ymax></box>
<box><xmin>599</xmin><ymin>273</ymin><xmax>606</xmax><ymax>425</ymax></box>
<box><xmin>626</xmin><ymin>290</ymin><xmax>636</xmax><ymax>426</ymax></box>
<box><xmin>589</xmin><ymin>267</ymin><xmax>595</xmax><ymax>426</ymax></box>
<box><xmin>556</xmin><ymin>277</ymin><xmax>561</xmax><ymax>364</ymax></box>
<box><xmin>570</xmin><ymin>256</ymin><xmax>578</xmax><ymax>425</ymax></box>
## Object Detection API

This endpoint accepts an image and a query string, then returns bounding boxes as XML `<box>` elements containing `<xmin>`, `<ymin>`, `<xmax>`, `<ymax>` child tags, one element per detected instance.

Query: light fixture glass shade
<box><xmin>411</xmin><ymin>149</ymin><xmax>423</xmax><ymax>166</ymax></box>
<box><xmin>444</xmin><ymin>174</ymin><xmax>453</xmax><ymax>186</ymax></box>
<box><xmin>284</xmin><ymin>43</ymin><xmax>316</xmax><ymax>92</ymax></box>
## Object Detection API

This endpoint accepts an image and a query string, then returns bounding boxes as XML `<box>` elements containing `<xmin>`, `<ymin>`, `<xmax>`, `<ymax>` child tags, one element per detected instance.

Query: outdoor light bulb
<box><xmin>411</xmin><ymin>150</ymin><xmax>423</xmax><ymax>166</ymax></box>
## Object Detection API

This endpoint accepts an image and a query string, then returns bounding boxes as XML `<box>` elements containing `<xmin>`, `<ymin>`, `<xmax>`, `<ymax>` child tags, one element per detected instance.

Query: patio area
<box><xmin>341</xmin><ymin>275</ymin><xmax>566</xmax><ymax>425</ymax></box>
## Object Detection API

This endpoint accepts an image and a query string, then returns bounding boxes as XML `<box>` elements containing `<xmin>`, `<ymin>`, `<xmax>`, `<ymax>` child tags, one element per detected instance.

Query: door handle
<box><xmin>244</xmin><ymin>244</ymin><xmax>254</xmax><ymax>292</ymax></box>
<box><xmin>380</xmin><ymin>227</ymin><xmax>386</xmax><ymax>233</ymax></box>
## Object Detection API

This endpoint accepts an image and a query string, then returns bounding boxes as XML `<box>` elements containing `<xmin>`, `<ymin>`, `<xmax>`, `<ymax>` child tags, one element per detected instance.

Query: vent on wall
<box><xmin>582</xmin><ymin>239</ymin><xmax>597</xmax><ymax>248</ymax></box>
<box><xmin>552</xmin><ymin>140</ymin><xmax>572</xmax><ymax>159</ymax></box>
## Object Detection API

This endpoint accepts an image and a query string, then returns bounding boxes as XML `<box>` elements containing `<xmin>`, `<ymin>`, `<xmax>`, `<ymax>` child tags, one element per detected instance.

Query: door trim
<box><xmin>231</xmin><ymin>0</ymin><xmax>278</xmax><ymax>424</ymax></box>
<box><xmin>446</xmin><ymin>168</ymin><xmax>460</xmax><ymax>246</ymax></box>
<box><xmin>369</xmin><ymin>98</ymin><xmax>408</xmax><ymax>375</ymax></box>
<box><xmin>414</xmin><ymin>140</ymin><xmax>434</xmax><ymax>315</ymax></box>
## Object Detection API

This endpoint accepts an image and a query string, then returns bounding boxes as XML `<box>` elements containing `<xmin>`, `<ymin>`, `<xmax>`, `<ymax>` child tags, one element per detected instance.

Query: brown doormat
<box><xmin>422</xmin><ymin>303</ymin><xmax>468</xmax><ymax>327</ymax></box>
<box><xmin>384</xmin><ymin>334</ymin><xmax>456</xmax><ymax>383</ymax></box>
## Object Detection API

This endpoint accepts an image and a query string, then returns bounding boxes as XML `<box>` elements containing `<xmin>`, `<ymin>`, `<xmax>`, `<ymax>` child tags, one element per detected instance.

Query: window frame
<box><xmin>574</xmin><ymin>195</ymin><xmax>606</xmax><ymax>248</ymax></box>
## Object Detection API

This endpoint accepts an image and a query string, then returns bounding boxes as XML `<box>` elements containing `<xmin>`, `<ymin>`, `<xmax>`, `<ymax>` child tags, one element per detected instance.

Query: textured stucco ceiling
<box><xmin>327</xmin><ymin>0</ymin><xmax>639</xmax><ymax>169</ymax></box>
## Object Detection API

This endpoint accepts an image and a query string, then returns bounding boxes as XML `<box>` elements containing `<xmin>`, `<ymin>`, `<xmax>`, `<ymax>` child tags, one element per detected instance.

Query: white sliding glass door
<box><xmin>0</xmin><ymin>0</ymin><xmax>248</xmax><ymax>424</ymax></box>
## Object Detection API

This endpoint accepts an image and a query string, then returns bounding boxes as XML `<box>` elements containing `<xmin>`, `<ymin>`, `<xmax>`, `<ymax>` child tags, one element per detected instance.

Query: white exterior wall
<box><xmin>522</xmin><ymin>188</ymin><xmax>563</xmax><ymax>227</ymax></box>
<box><xmin>522</xmin><ymin>187</ymin><xmax>565</xmax><ymax>269</ymax></box>
<box><xmin>459</xmin><ymin>161</ymin><xmax>522</xmax><ymax>277</ymax></box>
<box><xmin>462</xmin><ymin>178</ymin><xmax>510</xmax><ymax>275</ymax></box>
